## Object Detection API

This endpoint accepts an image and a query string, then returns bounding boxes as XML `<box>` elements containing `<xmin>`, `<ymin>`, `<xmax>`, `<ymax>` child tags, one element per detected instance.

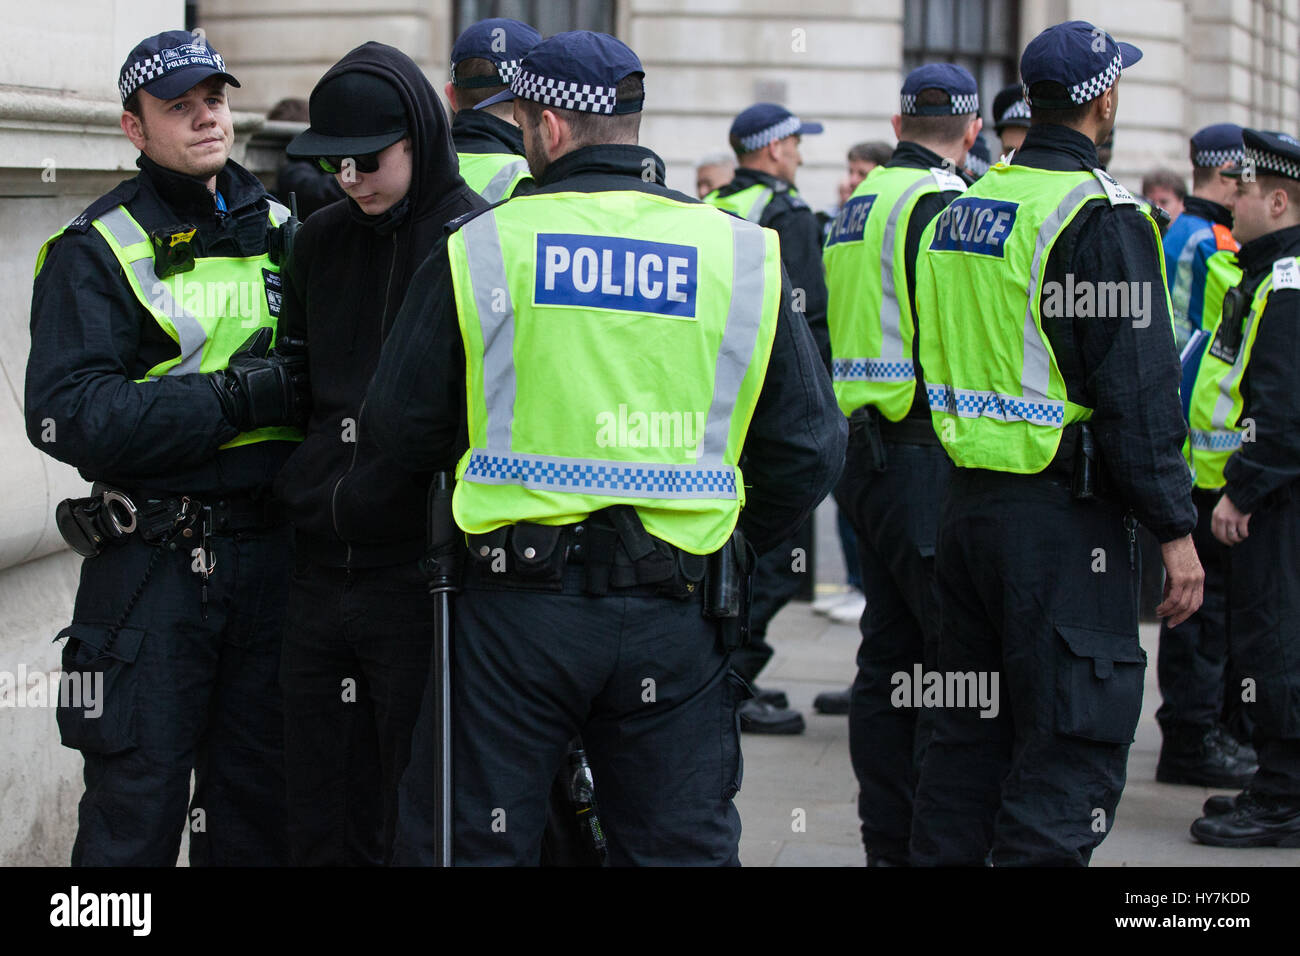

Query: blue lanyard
<box><xmin>214</xmin><ymin>190</ymin><xmax>227</xmax><ymax>213</ymax></box>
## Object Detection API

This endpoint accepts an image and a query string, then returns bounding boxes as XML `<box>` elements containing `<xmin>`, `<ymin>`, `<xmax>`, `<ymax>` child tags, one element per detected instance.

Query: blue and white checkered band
<box><xmin>511</xmin><ymin>67</ymin><xmax>618</xmax><ymax>114</ymax></box>
<box><xmin>1000</xmin><ymin>98</ymin><xmax>1030</xmax><ymax>123</ymax></box>
<box><xmin>118</xmin><ymin>43</ymin><xmax>228</xmax><ymax>101</ymax></box>
<box><xmin>1068</xmin><ymin>52</ymin><xmax>1122</xmax><ymax>105</ymax></box>
<box><xmin>902</xmin><ymin>92</ymin><xmax>979</xmax><ymax>115</ymax></box>
<box><xmin>738</xmin><ymin>114</ymin><xmax>802</xmax><ymax>152</ymax></box>
<box><xmin>1244</xmin><ymin>145</ymin><xmax>1300</xmax><ymax>181</ymax></box>
<box><xmin>1194</xmin><ymin>147</ymin><xmax>1245</xmax><ymax>168</ymax></box>
<box><xmin>497</xmin><ymin>59</ymin><xmax>521</xmax><ymax>85</ymax></box>
<box><xmin>965</xmin><ymin>152</ymin><xmax>989</xmax><ymax>177</ymax></box>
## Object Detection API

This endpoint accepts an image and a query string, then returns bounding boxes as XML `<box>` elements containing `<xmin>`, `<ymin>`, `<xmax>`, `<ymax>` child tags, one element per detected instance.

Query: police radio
<box><xmin>266</xmin><ymin>191</ymin><xmax>301</xmax><ymax>277</ymax></box>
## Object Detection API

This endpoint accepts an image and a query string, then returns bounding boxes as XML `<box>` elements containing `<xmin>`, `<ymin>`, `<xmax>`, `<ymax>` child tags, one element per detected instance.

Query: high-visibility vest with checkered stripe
<box><xmin>917</xmin><ymin>164</ymin><xmax>1164</xmax><ymax>474</ymax></box>
<box><xmin>458</xmin><ymin>151</ymin><xmax>532</xmax><ymax>203</ymax></box>
<box><xmin>823</xmin><ymin>164</ymin><xmax>966</xmax><ymax>420</ymax></box>
<box><xmin>446</xmin><ymin>190</ymin><xmax>782</xmax><ymax>555</ymax></box>
<box><xmin>704</xmin><ymin>182</ymin><xmax>798</xmax><ymax>223</ymax></box>
<box><xmin>1187</xmin><ymin>256</ymin><xmax>1300</xmax><ymax>490</ymax></box>
<box><xmin>35</xmin><ymin>202</ymin><xmax>303</xmax><ymax>450</ymax></box>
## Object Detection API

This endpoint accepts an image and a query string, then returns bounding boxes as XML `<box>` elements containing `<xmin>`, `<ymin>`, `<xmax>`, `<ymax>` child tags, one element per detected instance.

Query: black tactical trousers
<box><xmin>910</xmin><ymin>469</ymin><xmax>1144</xmax><ymax>866</ymax></box>
<box><xmin>393</xmin><ymin>566</ymin><xmax>746</xmax><ymax>866</ymax></box>
<box><xmin>57</xmin><ymin>524</ymin><xmax>292</xmax><ymax>866</ymax></box>
<box><xmin>834</xmin><ymin>434</ymin><xmax>949</xmax><ymax>863</ymax></box>
<box><xmin>279</xmin><ymin>557</ymin><xmax>434</xmax><ymax>865</ymax></box>
<box><xmin>1225</xmin><ymin>486</ymin><xmax>1300</xmax><ymax>799</ymax></box>
<box><xmin>1157</xmin><ymin>489</ymin><xmax>1240</xmax><ymax>738</ymax></box>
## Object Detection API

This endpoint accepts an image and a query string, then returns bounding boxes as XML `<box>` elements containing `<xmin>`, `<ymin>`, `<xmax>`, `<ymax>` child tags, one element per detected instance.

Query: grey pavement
<box><xmin>735</xmin><ymin>503</ymin><xmax>1300</xmax><ymax>867</ymax></box>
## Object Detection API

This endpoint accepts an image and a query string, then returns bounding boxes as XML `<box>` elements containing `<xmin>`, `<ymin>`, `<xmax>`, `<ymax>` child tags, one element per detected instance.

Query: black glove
<box><xmin>208</xmin><ymin>327</ymin><xmax>310</xmax><ymax>431</ymax></box>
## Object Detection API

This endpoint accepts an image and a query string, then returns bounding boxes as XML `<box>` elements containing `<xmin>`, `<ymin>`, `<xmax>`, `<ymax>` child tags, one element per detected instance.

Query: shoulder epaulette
<box><xmin>1272</xmin><ymin>257</ymin><xmax>1300</xmax><ymax>291</ymax></box>
<box><xmin>444</xmin><ymin>204</ymin><xmax>495</xmax><ymax>235</ymax></box>
<box><xmin>1091</xmin><ymin>168</ymin><xmax>1140</xmax><ymax>207</ymax></box>
<box><xmin>63</xmin><ymin>180</ymin><xmax>139</xmax><ymax>234</ymax></box>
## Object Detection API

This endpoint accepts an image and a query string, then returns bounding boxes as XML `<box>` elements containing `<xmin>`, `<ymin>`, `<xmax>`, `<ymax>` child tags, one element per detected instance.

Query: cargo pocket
<box><xmin>54</xmin><ymin>623</ymin><xmax>146</xmax><ymax>756</ymax></box>
<box><xmin>721</xmin><ymin>670</ymin><xmax>754</xmax><ymax>800</ymax></box>
<box><xmin>1054</xmin><ymin>624</ymin><xmax>1146</xmax><ymax>744</ymax></box>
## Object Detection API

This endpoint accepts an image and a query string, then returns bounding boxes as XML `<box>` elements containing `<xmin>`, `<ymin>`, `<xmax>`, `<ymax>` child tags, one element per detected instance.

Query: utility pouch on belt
<box><xmin>510</xmin><ymin>523</ymin><xmax>564</xmax><ymax>582</ymax></box>
<box><xmin>55</xmin><ymin>484</ymin><xmax>138</xmax><ymax>558</ymax></box>
<box><xmin>705</xmin><ymin>527</ymin><xmax>755</xmax><ymax>651</ymax></box>
<box><xmin>850</xmin><ymin>406</ymin><xmax>888</xmax><ymax>472</ymax></box>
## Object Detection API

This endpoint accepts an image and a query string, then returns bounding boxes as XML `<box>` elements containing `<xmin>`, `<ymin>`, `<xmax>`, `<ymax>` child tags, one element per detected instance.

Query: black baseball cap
<box><xmin>286</xmin><ymin>70</ymin><xmax>409</xmax><ymax>159</ymax></box>
<box><xmin>118</xmin><ymin>30</ymin><xmax>239</xmax><ymax>104</ymax></box>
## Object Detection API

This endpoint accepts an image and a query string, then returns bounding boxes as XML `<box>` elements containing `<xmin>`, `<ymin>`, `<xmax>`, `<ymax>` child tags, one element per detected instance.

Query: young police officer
<box><xmin>1189</xmin><ymin>130</ymin><xmax>1300</xmax><ymax>847</ymax></box>
<box><xmin>26</xmin><ymin>31</ymin><xmax>305</xmax><ymax>865</ymax></box>
<box><xmin>368</xmin><ymin>31</ymin><xmax>845</xmax><ymax>866</ymax></box>
<box><xmin>705</xmin><ymin>103</ymin><xmax>833</xmax><ymax>734</ymax></box>
<box><xmin>909</xmin><ymin>20</ymin><xmax>1203</xmax><ymax>866</ymax></box>
<box><xmin>1155</xmin><ymin>123</ymin><xmax>1258</xmax><ymax>791</ymax></box>
<box><xmin>822</xmin><ymin>63</ymin><xmax>979</xmax><ymax>866</ymax></box>
<box><xmin>446</xmin><ymin>18</ymin><xmax>540</xmax><ymax>203</ymax></box>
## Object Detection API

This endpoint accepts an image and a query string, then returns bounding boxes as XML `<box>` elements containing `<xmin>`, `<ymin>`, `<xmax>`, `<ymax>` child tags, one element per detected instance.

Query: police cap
<box><xmin>450</xmin><ymin>18</ymin><xmax>541</xmax><ymax>88</ymax></box>
<box><xmin>478</xmin><ymin>31</ymin><xmax>645</xmax><ymax>115</ymax></box>
<box><xmin>901</xmin><ymin>63</ymin><xmax>979</xmax><ymax>115</ymax></box>
<box><xmin>1020</xmin><ymin>20</ymin><xmax>1143</xmax><ymax>109</ymax></box>
<box><xmin>1223</xmin><ymin>129</ymin><xmax>1300</xmax><ymax>182</ymax></box>
<box><xmin>1190</xmin><ymin>123</ymin><xmax>1245</xmax><ymax>168</ymax></box>
<box><xmin>992</xmin><ymin>83</ymin><xmax>1030</xmax><ymax>132</ymax></box>
<box><xmin>730</xmin><ymin>104</ymin><xmax>824</xmax><ymax>153</ymax></box>
<box><xmin>118</xmin><ymin>30</ymin><xmax>240</xmax><ymax>105</ymax></box>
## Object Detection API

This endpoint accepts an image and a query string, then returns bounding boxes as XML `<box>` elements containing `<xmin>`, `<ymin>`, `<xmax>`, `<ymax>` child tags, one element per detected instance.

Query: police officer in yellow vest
<box><xmin>823</xmin><ymin>63</ymin><xmax>979</xmax><ymax>866</ymax></box>
<box><xmin>445</xmin><ymin>18</ymin><xmax>540</xmax><ymax>203</ymax></box>
<box><xmin>1153</xmin><ymin>123</ymin><xmax>1257</xmax><ymax>793</ymax></box>
<box><xmin>908</xmin><ymin>21</ymin><xmax>1204</xmax><ymax>866</ymax></box>
<box><xmin>24</xmin><ymin>31</ymin><xmax>307</xmax><ymax>865</ymax></box>
<box><xmin>704</xmin><ymin>103</ymin><xmax>832</xmax><ymax>734</ymax></box>
<box><xmin>1187</xmin><ymin>129</ymin><xmax>1300</xmax><ymax>847</ymax></box>
<box><xmin>366</xmin><ymin>31</ymin><xmax>845</xmax><ymax>865</ymax></box>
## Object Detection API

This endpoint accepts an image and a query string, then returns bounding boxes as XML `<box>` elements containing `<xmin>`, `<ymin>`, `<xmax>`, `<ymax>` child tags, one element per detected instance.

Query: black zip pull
<box><xmin>1124</xmin><ymin>512</ymin><xmax>1138</xmax><ymax>571</ymax></box>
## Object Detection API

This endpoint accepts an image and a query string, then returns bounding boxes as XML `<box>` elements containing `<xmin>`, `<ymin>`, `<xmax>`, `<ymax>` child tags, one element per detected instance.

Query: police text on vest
<box><xmin>929</xmin><ymin>198</ymin><xmax>1019</xmax><ymax>257</ymax></box>
<box><xmin>535</xmin><ymin>234</ymin><xmax>698</xmax><ymax>318</ymax></box>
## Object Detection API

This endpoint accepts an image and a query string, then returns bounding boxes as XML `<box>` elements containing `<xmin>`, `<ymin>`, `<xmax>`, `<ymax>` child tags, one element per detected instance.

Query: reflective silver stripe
<box><xmin>480</xmin><ymin>160</ymin><xmax>529</xmax><ymax>203</ymax></box>
<box><xmin>461</xmin><ymin>211</ymin><xmax>515</xmax><ymax>451</ymax></box>
<box><xmin>266</xmin><ymin>199</ymin><xmax>290</xmax><ymax>224</ymax></box>
<box><xmin>98</xmin><ymin>205</ymin><xmax>147</xmax><ymax>247</ymax></box>
<box><xmin>1211</xmin><ymin>282</ymin><xmax>1268</xmax><ymax>430</ymax></box>
<box><xmin>1170</xmin><ymin>225</ymin><xmax>1213</xmax><ymax>325</ymax></box>
<box><xmin>1020</xmin><ymin>179</ymin><xmax>1104</xmax><ymax>410</ymax></box>
<box><xmin>701</xmin><ymin>218</ymin><xmax>770</xmax><ymax>461</ymax></box>
<box><xmin>462</xmin><ymin>450</ymin><xmax>737</xmax><ymax>500</ymax></box>
<box><xmin>877</xmin><ymin>175</ymin><xmax>937</xmax><ymax>364</ymax></box>
<box><xmin>746</xmin><ymin>187</ymin><xmax>773</xmax><ymax>222</ymax></box>
<box><xmin>98</xmin><ymin>206</ymin><xmax>207</xmax><ymax>376</ymax></box>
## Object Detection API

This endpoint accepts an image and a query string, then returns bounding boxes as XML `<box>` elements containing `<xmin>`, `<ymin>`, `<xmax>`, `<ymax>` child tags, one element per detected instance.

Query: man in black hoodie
<box><xmin>446</xmin><ymin>17</ymin><xmax>540</xmax><ymax>203</ymax></box>
<box><xmin>27</xmin><ymin>31</ymin><xmax>304</xmax><ymax>866</ymax></box>
<box><xmin>274</xmin><ymin>43</ymin><xmax>483</xmax><ymax>866</ymax></box>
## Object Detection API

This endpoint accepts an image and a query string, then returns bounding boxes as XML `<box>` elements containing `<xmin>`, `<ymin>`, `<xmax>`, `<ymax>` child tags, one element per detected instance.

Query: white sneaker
<box><xmin>811</xmin><ymin>589</ymin><xmax>852</xmax><ymax>615</ymax></box>
<box><xmin>828</xmin><ymin>595</ymin><xmax>867</xmax><ymax>625</ymax></box>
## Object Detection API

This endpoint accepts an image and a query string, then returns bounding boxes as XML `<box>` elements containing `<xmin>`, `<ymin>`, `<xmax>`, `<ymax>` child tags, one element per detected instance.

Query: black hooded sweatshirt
<box><xmin>274</xmin><ymin>42</ymin><xmax>485</xmax><ymax>568</ymax></box>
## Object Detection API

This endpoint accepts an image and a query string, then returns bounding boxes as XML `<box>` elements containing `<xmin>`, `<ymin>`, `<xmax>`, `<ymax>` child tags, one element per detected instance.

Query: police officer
<box><xmin>1188</xmin><ymin>130</ymin><xmax>1300</xmax><ymax>846</ymax></box>
<box><xmin>26</xmin><ymin>30</ymin><xmax>305</xmax><ymax>865</ymax></box>
<box><xmin>705</xmin><ymin>103</ymin><xmax>832</xmax><ymax>733</ymax></box>
<box><xmin>823</xmin><ymin>63</ymin><xmax>979</xmax><ymax>866</ymax></box>
<box><xmin>991</xmin><ymin>83</ymin><xmax>1030</xmax><ymax>157</ymax></box>
<box><xmin>908</xmin><ymin>20</ymin><xmax>1203</xmax><ymax>866</ymax></box>
<box><xmin>445</xmin><ymin>18</ymin><xmax>541</xmax><ymax>202</ymax></box>
<box><xmin>366</xmin><ymin>30</ymin><xmax>845</xmax><ymax>865</ymax></box>
<box><xmin>1154</xmin><ymin>123</ymin><xmax>1258</xmax><ymax>791</ymax></box>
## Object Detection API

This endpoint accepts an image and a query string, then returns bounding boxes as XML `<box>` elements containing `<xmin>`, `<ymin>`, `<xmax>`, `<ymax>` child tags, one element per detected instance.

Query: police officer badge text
<box><xmin>536</xmin><ymin>233</ymin><xmax>697</xmax><ymax>317</ymax></box>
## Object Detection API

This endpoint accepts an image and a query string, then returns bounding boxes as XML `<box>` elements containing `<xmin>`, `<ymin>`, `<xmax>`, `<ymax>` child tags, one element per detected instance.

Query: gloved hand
<box><xmin>208</xmin><ymin>327</ymin><xmax>311</xmax><ymax>431</ymax></box>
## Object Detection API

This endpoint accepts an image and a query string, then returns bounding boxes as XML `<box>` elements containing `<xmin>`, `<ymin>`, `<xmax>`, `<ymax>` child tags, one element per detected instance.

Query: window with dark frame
<box><xmin>903</xmin><ymin>0</ymin><xmax>1020</xmax><ymax>129</ymax></box>
<box><xmin>453</xmin><ymin>0</ymin><xmax>616</xmax><ymax>40</ymax></box>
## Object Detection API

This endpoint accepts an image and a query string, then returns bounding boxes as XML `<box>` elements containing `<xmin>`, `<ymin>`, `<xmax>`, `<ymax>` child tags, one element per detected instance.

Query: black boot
<box><xmin>750</xmin><ymin>686</ymin><xmax>789</xmax><ymax>710</ymax></box>
<box><xmin>813</xmin><ymin>688</ymin><xmax>851</xmax><ymax>715</ymax></box>
<box><xmin>1190</xmin><ymin>791</ymin><xmax>1300</xmax><ymax>847</ymax></box>
<box><xmin>1157</xmin><ymin>724</ymin><xmax>1258</xmax><ymax>788</ymax></box>
<box><xmin>738</xmin><ymin>698</ymin><xmax>805</xmax><ymax>735</ymax></box>
<box><xmin>1202</xmin><ymin>793</ymin><xmax>1238</xmax><ymax>816</ymax></box>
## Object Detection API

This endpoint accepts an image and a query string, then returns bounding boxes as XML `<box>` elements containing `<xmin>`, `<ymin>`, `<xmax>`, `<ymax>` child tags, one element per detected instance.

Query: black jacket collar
<box><xmin>537</xmin><ymin>144</ymin><xmax>667</xmax><ymax>188</ymax></box>
<box><xmin>1237</xmin><ymin>223</ymin><xmax>1300</xmax><ymax>276</ymax></box>
<box><xmin>136</xmin><ymin>153</ymin><xmax>266</xmax><ymax>219</ymax></box>
<box><xmin>452</xmin><ymin>109</ymin><xmax>525</xmax><ymax>157</ymax></box>
<box><xmin>886</xmin><ymin>140</ymin><xmax>956</xmax><ymax>173</ymax></box>
<box><xmin>1011</xmin><ymin>124</ymin><xmax>1100</xmax><ymax>172</ymax></box>
<box><xmin>723</xmin><ymin>165</ymin><xmax>794</xmax><ymax>196</ymax></box>
<box><xmin>1182</xmin><ymin>195</ymin><xmax>1234</xmax><ymax>230</ymax></box>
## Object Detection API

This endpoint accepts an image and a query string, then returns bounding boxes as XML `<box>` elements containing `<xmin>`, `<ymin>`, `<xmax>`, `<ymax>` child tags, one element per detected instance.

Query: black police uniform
<box><xmin>832</xmin><ymin>137</ymin><xmax>969</xmax><ymax>865</ymax></box>
<box><xmin>909</xmin><ymin>117</ymin><xmax>1197</xmax><ymax>866</ymax></box>
<box><xmin>26</xmin><ymin>155</ymin><xmax>296</xmax><ymax>866</ymax></box>
<box><xmin>450</xmin><ymin>108</ymin><xmax>536</xmax><ymax>197</ymax></box>
<box><xmin>365</xmin><ymin>140</ymin><xmax>845</xmax><ymax>865</ymax></box>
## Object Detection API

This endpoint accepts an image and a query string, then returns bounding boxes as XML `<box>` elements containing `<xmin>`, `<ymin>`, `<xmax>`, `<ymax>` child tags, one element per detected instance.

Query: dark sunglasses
<box><xmin>317</xmin><ymin>152</ymin><xmax>382</xmax><ymax>175</ymax></box>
